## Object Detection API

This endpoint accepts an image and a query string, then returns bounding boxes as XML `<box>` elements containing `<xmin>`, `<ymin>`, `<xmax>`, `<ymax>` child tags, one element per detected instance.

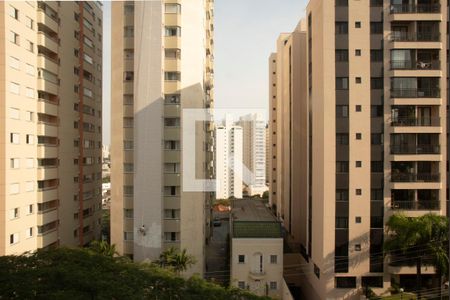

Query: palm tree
<box><xmin>88</xmin><ymin>240</ymin><xmax>118</xmax><ymax>257</ymax></box>
<box><xmin>384</xmin><ymin>213</ymin><xmax>448</xmax><ymax>298</ymax></box>
<box><xmin>158</xmin><ymin>247</ymin><xmax>196</xmax><ymax>275</ymax></box>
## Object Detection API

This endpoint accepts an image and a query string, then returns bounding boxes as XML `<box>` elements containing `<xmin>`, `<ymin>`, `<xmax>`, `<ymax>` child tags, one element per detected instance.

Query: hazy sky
<box><xmin>102</xmin><ymin>0</ymin><xmax>308</xmax><ymax>145</ymax></box>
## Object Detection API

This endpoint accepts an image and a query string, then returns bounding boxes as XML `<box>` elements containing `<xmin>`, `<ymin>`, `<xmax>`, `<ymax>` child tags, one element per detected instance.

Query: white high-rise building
<box><xmin>239</xmin><ymin>113</ymin><xmax>268</xmax><ymax>196</ymax></box>
<box><xmin>216</xmin><ymin>116</ymin><xmax>243</xmax><ymax>199</ymax></box>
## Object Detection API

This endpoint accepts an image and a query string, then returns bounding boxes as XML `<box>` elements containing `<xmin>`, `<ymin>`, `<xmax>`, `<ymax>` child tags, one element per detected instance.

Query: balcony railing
<box><xmin>390</xmin><ymin>172</ymin><xmax>440</xmax><ymax>182</ymax></box>
<box><xmin>391</xmin><ymin>117</ymin><xmax>440</xmax><ymax>126</ymax></box>
<box><xmin>390</xmin><ymin>32</ymin><xmax>441</xmax><ymax>42</ymax></box>
<box><xmin>390</xmin><ymin>144</ymin><xmax>440</xmax><ymax>154</ymax></box>
<box><xmin>390</xmin><ymin>60</ymin><xmax>440</xmax><ymax>70</ymax></box>
<box><xmin>390</xmin><ymin>88</ymin><xmax>440</xmax><ymax>98</ymax></box>
<box><xmin>390</xmin><ymin>4</ymin><xmax>441</xmax><ymax>14</ymax></box>
<box><xmin>390</xmin><ymin>200</ymin><xmax>440</xmax><ymax>210</ymax></box>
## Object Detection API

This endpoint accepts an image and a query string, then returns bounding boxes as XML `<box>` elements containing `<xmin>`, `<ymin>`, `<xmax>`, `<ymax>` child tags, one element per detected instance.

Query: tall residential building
<box><xmin>272</xmin><ymin>0</ymin><xmax>447</xmax><ymax>298</ymax></box>
<box><xmin>269</xmin><ymin>22</ymin><xmax>307</xmax><ymax>250</ymax></box>
<box><xmin>111</xmin><ymin>0</ymin><xmax>214</xmax><ymax>276</ymax></box>
<box><xmin>216</xmin><ymin>116</ymin><xmax>243</xmax><ymax>199</ymax></box>
<box><xmin>238</xmin><ymin>113</ymin><xmax>268</xmax><ymax>196</ymax></box>
<box><xmin>0</xmin><ymin>1</ymin><xmax>103</xmax><ymax>255</ymax></box>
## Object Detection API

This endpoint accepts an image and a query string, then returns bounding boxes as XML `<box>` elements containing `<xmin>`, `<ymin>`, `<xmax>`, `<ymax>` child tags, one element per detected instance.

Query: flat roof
<box><xmin>231</xmin><ymin>199</ymin><xmax>282</xmax><ymax>239</ymax></box>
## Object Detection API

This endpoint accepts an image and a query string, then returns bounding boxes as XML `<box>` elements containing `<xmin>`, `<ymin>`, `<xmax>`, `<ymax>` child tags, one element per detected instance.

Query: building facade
<box><xmin>0</xmin><ymin>1</ymin><xmax>103</xmax><ymax>255</ymax></box>
<box><xmin>238</xmin><ymin>113</ymin><xmax>268</xmax><ymax>196</ymax></box>
<box><xmin>216</xmin><ymin>116</ymin><xmax>243</xmax><ymax>199</ymax></box>
<box><xmin>273</xmin><ymin>0</ymin><xmax>448</xmax><ymax>298</ymax></box>
<box><xmin>110</xmin><ymin>0</ymin><xmax>214</xmax><ymax>276</ymax></box>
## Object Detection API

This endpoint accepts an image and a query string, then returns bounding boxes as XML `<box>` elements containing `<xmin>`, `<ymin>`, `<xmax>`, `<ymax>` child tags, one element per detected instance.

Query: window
<box><xmin>124</xmin><ymin>3</ymin><xmax>134</xmax><ymax>14</ymax></box>
<box><xmin>9</xmin><ymin>208</ymin><xmax>20</xmax><ymax>219</ymax></box>
<box><xmin>335</xmin><ymin>22</ymin><xmax>348</xmax><ymax>34</ymax></box>
<box><xmin>336</xmin><ymin>189</ymin><xmax>349</xmax><ymax>201</ymax></box>
<box><xmin>336</xmin><ymin>277</ymin><xmax>356</xmax><ymax>288</ymax></box>
<box><xmin>164</xmin><ymin>163</ymin><xmax>180</xmax><ymax>173</ymax></box>
<box><xmin>25</xmin><ymin>16</ymin><xmax>33</xmax><ymax>29</ymax></box>
<box><xmin>355</xmin><ymin>49</ymin><xmax>361</xmax><ymax>56</ymax></box>
<box><xmin>124</xmin><ymin>232</ymin><xmax>134</xmax><ymax>241</ymax></box>
<box><xmin>371</xmin><ymin>161</ymin><xmax>383</xmax><ymax>173</ymax></box>
<box><xmin>123</xmin><ymin>185</ymin><xmax>133</xmax><ymax>196</ymax></box>
<box><xmin>335</xmin><ymin>50</ymin><xmax>348</xmax><ymax>62</ymax></box>
<box><xmin>355</xmin><ymin>244</ymin><xmax>361</xmax><ymax>251</ymax></box>
<box><xmin>355</xmin><ymin>105</ymin><xmax>362</xmax><ymax>112</ymax></box>
<box><xmin>9</xmin><ymin>108</ymin><xmax>20</xmax><ymax>120</ymax></box>
<box><xmin>124</xmin><ymin>140</ymin><xmax>133</xmax><ymax>150</ymax></box>
<box><xmin>336</xmin><ymin>134</ymin><xmax>349</xmax><ymax>145</ymax></box>
<box><xmin>370</xmin><ymin>50</ymin><xmax>383</xmax><ymax>62</ymax></box>
<box><xmin>9</xmin><ymin>31</ymin><xmax>19</xmax><ymax>45</ymax></box>
<box><xmin>336</xmin><ymin>161</ymin><xmax>349</xmax><ymax>173</ymax></box>
<box><xmin>164</xmin><ymin>118</ymin><xmax>180</xmax><ymax>127</ymax></box>
<box><xmin>355</xmin><ymin>161</ymin><xmax>362</xmax><ymax>168</ymax></box>
<box><xmin>164</xmin><ymin>232</ymin><xmax>179</xmax><ymax>242</ymax></box>
<box><xmin>10</xmin><ymin>183</ymin><xmax>19</xmax><ymax>194</ymax></box>
<box><xmin>9</xmin><ymin>56</ymin><xmax>20</xmax><ymax>70</ymax></box>
<box><xmin>355</xmin><ymin>77</ymin><xmax>362</xmax><ymax>84</ymax></box>
<box><xmin>356</xmin><ymin>189</ymin><xmax>362</xmax><ymax>195</ymax></box>
<box><xmin>165</xmin><ymin>140</ymin><xmax>180</xmax><ymax>150</ymax></box>
<box><xmin>26</xmin><ymin>40</ymin><xmax>34</xmax><ymax>52</ymax></box>
<box><xmin>10</xmin><ymin>133</ymin><xmax>19</xmax><ymax>144</ymax></box>
<box><xmin>336</xmin><ymin>77</ymin><xmax>348</xmax><ymax>90</ymax></box>
<box><xmin>335</xmin><ymin>0</ymin><xmax>348</xmax><ymax>6</ymax></box>
<box><xmin>26</xmin><ymin>134</ymin><xmax>34</xmax><ymax>145</ymax></box>
<box><xmin>371</xmin><ymin>133</ymin><xmax>383</xmax><ymax>145</ymax></box>
<box><xmin>25</xmin><ymin>181</ymin><xmax>34</xmax><ymax>192</ymax></box>
<box><xmin>362</xmin><ymin>276</ymin><xmax>383</xmax><ymax>288</ymax></box>
<box><xmin>355</xmin><ymin>21</ymin><xmax>361</xmax><ymax>28</ymax></box>
<box><xmin>164</xmin><ymin>72</ymin><xmax>181</xmax><ymax>81</ymax></box>
<box><xmin>164</xmin><ymin>186</ymin><xmax>178</xmax><ymax>196</ymax></box>
<box><xmin>269</xmin><ymin>282</ymin><xmax>278</xmax><ymax>290</ymax></box>
<box><xmin>26</xmin><ymin>227</ymin><xmax>33</xmax><ymax>238</ymax></box>
<box><xmin>165</xmin><ymin>26</ymin><xmax>181</xmax><ymax>37</ymax></box>
<box><xmin>270</xmin><ymin>255</ymin><xmax>277</xmax><ymax>264</ymax></box>
<box><xmin>165</xmin><ymin>3</ymin><xmax>181</xmax><ymax>14</ymax></box>
<box><xmin>165</xmin><ymin>94</ymin><xmax>181</xmax><ymax>104</ymax></box>
<box><xmin>26</xmin><ymin>87</ymin><xmax>34</xmax><ymax>98</ymax></box>
<box><xmin>124</xmin><ymin>209</ymin><xmax>133</xmax><ymax>219</ymax></box>
<box><xmin>124</xmin><ymin>163</ymin><xmax>134</xmax><ymax>173</ymax></box>
<box><xmin>124</xmin><ymin>71</ymin><xmax>134</xmax><ymax>81</ymax></box>
<box><xmin>9</xmin><ymin>82</ymin><xmax>20</xmax><ymax>95</ymax></box>
<box><xmin>355</xmin><ymin>217</ymin><xmax>362</xmax><ymax>223</ymax></box>
<box><xmin>27</xmin><ymin>204</ymin><xmax>33</xmax><ymax>214</ymax></box>
<box><xmin>9</xmin><ymin>233</ymin><xmax>19</xmax><ymax>245</ymax></box>
<box><xmin>238</xmin><ymin>255</ymin><xmax>245</xmax><ymax>264</ymax></box>
<box><xmin>371</xmin><ymin>105</ymin><xmax>383</xmax><ymax>117</ymax></box>
<box><xmin>336</xmin><ymin>105</ymin><xmax>348</xmax><ymax>118</ymax></box>
<box><xmin>84</xmin><ymin>53</ymin><xmax>93</xmax><ymax>65</ymax></box>
<box><xmin>8</xmin><ymin>5</ymin><xmax>19</xmax><ymax>19</ymax></box>
<box><xmin>356</xmin><ymin>133</ymin><xmax>362</xmax><ymax>140</ymax></box>
<box><xmin>10</xmin><ymin>158</ymin><xmax>20</xmax><ymax>169</ymax></box>
<box><xmin>238</xmin><ymin>281</ymin><xmax>246</xmax><ymax>289</ymax></box>
<box><xmin>370</xmin><ymin>77</ymin><xmax>383</xmax><ymax>89</ymax></box>
<box><xmin>335</xmin><ymin>217</ymin><xmax>348</xmax><ymax>229</ymax></box>
<box><xmin>124</xmin><ymin>49</ymin><xmax>134</xmax><ymax>60</ymax></box>
<box><xmin>370</xmin><ymin>22</ymin><xmax>383</xmax><ymax>34</ymax></box>
<box><xmin>84</xmin><ymin>87</ymin><xmax>93</xmax><ymax>97</ymax></box>
<box><xmin>84</xmin><ymin>36</ymin><xmax>93</xmax><ymax>48</ymax></box>
<box><xmin>370</xmin><ymin>0</ymin><xmax>383</xmax><ymax>6</ymax></box>
<box><xmin>124</xmin><ymin>95</ymin><xmax>133</xmax><ymax>105</ymax></box>
<box><xmin>164</xmin><ymin>209</ymin><xmax>180</xmax><ymax>219</ymax></box>
<box><xmin>25</xmin><ymin>64</ymin><xmax>35</xmax><ymax>76</ymax></box>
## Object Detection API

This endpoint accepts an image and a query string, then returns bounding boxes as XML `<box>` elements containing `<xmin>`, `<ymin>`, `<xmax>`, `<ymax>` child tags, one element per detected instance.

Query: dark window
<box><xmin>335</xmin><ymin>22</ymin><xmax>348</xmax><ymax>34</ymax></box>
<box><xmin>335</xmin><ymin>0</ymin><xmax>348</xmax><ymax>6</ymax></box>
<box><xmin>336</xmin><ymin>133</ymin><xmax>349</xmax><ymax>145</ymax></box>
<box><xmin>336</xmin><ymin>161</ymin><xmax>349</xmax><ymax>173</ymax></box>
<box><xmin>355</xmin><ymin>161</ymin><xmax>362</xmax><ymax>168</ymax></box>
<box><xmin>371</xmin><ymin>105</ymin><xmax>383</xmax><ymax>117</ymax></box>
<box><xmin>370</xmin><ymin>77</ymin><xmax>383</xmax><ymax>89</ymax></box>
<box><xmin>356</xmin><ymin>189</ymin><xmax>362</xmax><ymax>195</ymax></box>
<box><xmin>362</xmin><ymin>276</ymin><xmax>383</xmax><ymax>288</ymax></box>
<box><xmin>355</xmin><ymin>217</ymin><xmax>362</xmax><ymax>223</ymax></box>
<box><xmin>355</xmin><ymin>77</ymin><xmax>362</xmax><ymax>84</ymax></box>
<box><xmin>370</xmin><ymin>50</ymin><xmax>383</xmax><ymax>62</ymax></box>
<box><xmin>370</xmin><ymin>22</ymin><xmax>383</xmax><ymax>34</ymax></box>
<box><xmin>370</xmin><ymin>0</ymin><xmax>383</xmax><ymax>7</ymax></box>
<box><xmin>371</xmin><ymin>133</ymin><xmax>383</xmax><ymax>145</ymax></box>
<box><xmin>336</xmin><ymin>189</ymin><xmax>349</xmax><ymax>201</ymax></box>
<box><xmin>371</xmin><ymin>161</ymin><xmax>383</xmax><ymax>173</ymax></box>
<box><xmin>336</xmin><ymin>49</ymin><xmax>349</xmax><ymax>62</ymax></box>
<box><xmin>355</xmin><ymin>244</ymin><xmax>362</xmax><ymax>251</ymax></box>
<box><xmin>356</xmin><ymin>133</ymin><xmax>362</xmax><ymax>140</ymax></box>
<box><xmin>355</xmin><ymin>22</ymin><xmax>361</xmax><ymax>28</ymax></box>
<box><xmin>336</xmin><ymin>277</ymin><xmax>357</xmax><ymax>289</ymax></box>
<box><xmin>336</xmin><ymin>77</ymin><xmax>349</xmax><ymax>90</ymax></box>
<box><xmin>238</xmin><ymin>255</ymin><xmax>245</xmax><ymax>263</ymax></box>
<box><xmin>355</xmin><ymin>49</ymin><xmax>361</xmax><ymax>56</ymax></box>
<box><xmin>355</xmin><ymin>105</ymin><xmax>362</xmax><ymax>112</ymax></box>
<box><xmin>336</xmin><ymin>105</ymin><xmax>349</xmax><ymax>118</ymax></box>
<box><xmin>371</xmin><ymin>189</ymin><xmax>383</xmax><ymax>201</ymax></box>
<box><xmin>371</xmin><ymin>216</ymin><xmax>384</xmax><ymax>228</ymax></box>
<box><xmin>335</xmin><ymin>217</ymin><xmax>349</xmax><ymax>229</ymax></box>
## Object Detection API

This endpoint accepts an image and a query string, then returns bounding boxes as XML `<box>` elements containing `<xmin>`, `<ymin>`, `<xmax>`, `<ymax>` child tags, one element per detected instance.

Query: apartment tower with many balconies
<box><xmin>110</xmin><ymin>0</ymin><xmax>214</xmax><ymax>276</ymax></box>
<box><xmin>0</xmin><ymin>1</ymin><xmax>103</xmax><ymax>255</ymax></box>
<box><xmin>280</xmin><ymin>0</ymin><xmax>447</xmax><ymax>298</ymax></box>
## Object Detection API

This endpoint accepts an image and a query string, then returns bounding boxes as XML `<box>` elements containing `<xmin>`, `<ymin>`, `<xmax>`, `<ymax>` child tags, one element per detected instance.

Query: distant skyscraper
<box><xmin>110</xmin><ymin>0</ymin><xmax>214</xmax><ymax>276</ymax></box>
<box><xmin>216</xmin><ymin>115</ymin><xmax>243</xmax><ymax>199</ymax></box>
<box><xmin>0</xmin><ymin>1</ymin><xmax>103</xmax><ymax>255</ymax></box>
<box><xmin>239</xmin><ymin>113</ymin><xmax>268</xmax><ymax>196</ymax></box>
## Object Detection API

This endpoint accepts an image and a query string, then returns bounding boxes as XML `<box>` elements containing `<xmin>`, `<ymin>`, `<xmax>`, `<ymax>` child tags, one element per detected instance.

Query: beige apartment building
<box><xmin>269</xmin><ymin>22</ymin><xmax>307</xmax><ymax>251</ymax></box>
<box><xmin>270</xmin><ymin>0</ymin><xmax>448</xmax><ymax>298</ymax></box>
<box><xmin>110</xmin><ymin>0</ymin><xmax>214</xmax><ymax>276</ymax></box>
<box><xmin>0</xmin><ymin>1</ymin><xmax>103</xmax><ymax>255</ymax></box>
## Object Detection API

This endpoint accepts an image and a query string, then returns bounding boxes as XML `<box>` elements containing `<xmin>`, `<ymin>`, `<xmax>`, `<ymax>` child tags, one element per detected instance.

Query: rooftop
<box><xmin>231</xmin><ymin>199</ymin><xmax>282</xmax><ymax>239</ymax></box>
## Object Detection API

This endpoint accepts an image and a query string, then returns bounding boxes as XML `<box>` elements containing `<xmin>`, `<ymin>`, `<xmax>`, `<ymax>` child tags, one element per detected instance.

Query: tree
<box><xmin>0</xmin><ymin>247</ymin><xmax>268</xmax><ymax>300</ymax></box>
<box><xmin>158</xmin><ymin>247</ymin><xmax>196</xmax><ymax>274</ymax></box>
<box><xmin>384</xmin><ymin>213</ymin><xmax>448</xmax><ymax>298</ymax></box>
<box><xmin>88</xmin><ymin>240</ymin><xmax>118</xmax><ymax>257</ymax></box>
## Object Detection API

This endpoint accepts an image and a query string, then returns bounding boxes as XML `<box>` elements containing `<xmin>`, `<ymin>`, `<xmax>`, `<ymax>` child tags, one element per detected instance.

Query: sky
<box><xmin>102</xmin><ymin>0</ymin><xmax>308</xmax><ymax>146</ymax></box>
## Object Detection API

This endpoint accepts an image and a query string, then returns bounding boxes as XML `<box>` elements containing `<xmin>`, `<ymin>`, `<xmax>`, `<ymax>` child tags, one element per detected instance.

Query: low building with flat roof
<box><xmin>230</xmin><ymin>199</ymin><xmax>284</xmax><ymax>298</ymax></box>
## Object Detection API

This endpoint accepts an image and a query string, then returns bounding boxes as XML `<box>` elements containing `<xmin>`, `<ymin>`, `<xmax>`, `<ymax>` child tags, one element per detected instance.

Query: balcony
<box><xmin>37</xmin><ymin>54</ymin><xmax>59</xmax><ymax>75</ymax></box>
<box><xmin>390</xmin><ymin>88</ymin><xmax>440</xmax><ymax>98</ymax></box>
<box><xmin>37</xmin><ymin>32</ymin><xmax>58</xmax><ymax>53</ymax></box>
<box><xmin>390</xmin><ymin>144</ymin><xmax>440</xmax><ymax>154</ymax></box>
<box><xmin>391</xmin><ymin>200</ymin><xmax>440</xmax><ymax>210</ymax></box>
<box><xmin>37</xmin><ymin>9</ymin><xmax>58</xmax><ymax>33</ymax></box>
<box><xmin>390</xmin><ymin>60</ymin><xmax>440</xmax><ymax>70</ymax></box>
<box><xmin>249</xmin><ymin>271</ymin><xmax>266</xmax><ymax>280</ymax></box>
<box><xmin>37</xmin><ymin>98</ymin><xmax>58</xmax><ymax>115</ymax></box>
<box><xmin>390</xmin><ymin>4</ymin><xmax>441</xmax><ymax>14</ymax></box>
<box><xmin>391</xmin><ymin>117</ymin><xmax>440</xmax><ymax>127</ymax></box>
<box><xmin>391</xmin><ymin>172</ymin><xmax>440</xmax><ymax>182</ymax></box>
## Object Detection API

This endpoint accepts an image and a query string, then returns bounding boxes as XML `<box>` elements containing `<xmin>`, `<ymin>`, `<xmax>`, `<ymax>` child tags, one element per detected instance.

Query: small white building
<box><xmin>216</xmin><ymin>115</ymin><xmax>243</xmax><ymax>199</ymax></box>
<box><xmin>230</xmin><ymin>199</ymin><xmax>283</xmax><ymax>298</ymax></box>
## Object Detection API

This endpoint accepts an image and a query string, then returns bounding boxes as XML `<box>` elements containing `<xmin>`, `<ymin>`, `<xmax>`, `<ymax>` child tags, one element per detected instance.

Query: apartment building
<box><xmin>0</xmin><ymin>1</ymin><xmax>103</xmax><ymax>255</ymax></box>
<box><xmin>270</xmin><ymin>0</ymin><xmax>447</xmax><ymax>298</ymax></box>
<box><xmin>230</xmin><ymin>199</ymin><xmax>284</xmax><ymax>298</ymax></box>
<box><xmin>110</xmin><ymin>0</ymin><xmax>214</xmax><ymax>276</ymax></box>
<box><xmin>216</xmin><ymin>116</ymin><xmax>243</xmax><ymax>199</ymax></box>
<box><xmin>238</xmin><ymin>113</ymin><xmax>268</xmax><ymax>196</ymax></box>
<box><xmin>269</xmin><ymin>22</ymin><xmax>307</xmax><ymax>250</ymax></box>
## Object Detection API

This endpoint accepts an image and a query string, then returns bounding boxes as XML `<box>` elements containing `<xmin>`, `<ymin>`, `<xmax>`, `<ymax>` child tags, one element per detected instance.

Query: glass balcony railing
<box><xmin>391</xmin><ymin>117</ymin><xmax>440</xmax><ymax>126</ymax></box>
<box><xmin>390</xmin><ymin>32</ymin><xmax>441</xmax><ymax>42</ymax></box>
<box><xmin>390</xmin><ymin>60</ymin><xmax>440</xmax><ymax>70</ymax></box>
<box><xmin>390</xmin><ymin>88</ymin><xmax>440</xmax><ymax>98</ymax></box>
<box><xmin>390</xmin><ymin>4</ymin><xmax>441</xmax><ymax>14</ymax></box>
<box><xmin>390</xmin><ymin>144</ymin><xmax>440</xmax><ymax>154</ymax></box>
<box><xmin>390</xmin><ymin>172</ymin><xmax>440</xmax><ymax>182</ymax></box>
<box><xmin>390</xmin><ymin>200</ymin><xmax>440</xmax><ymax>210</ymax></box>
